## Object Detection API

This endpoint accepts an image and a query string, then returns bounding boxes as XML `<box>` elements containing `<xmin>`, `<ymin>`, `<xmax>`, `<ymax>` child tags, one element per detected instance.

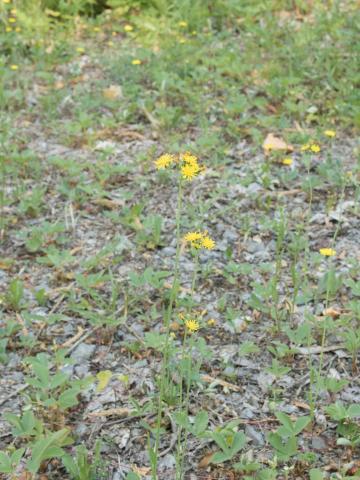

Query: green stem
<box><xmin>153</xmin><ymin>177</ymin><xmax>183</xmax><ymax>479</ymax></box>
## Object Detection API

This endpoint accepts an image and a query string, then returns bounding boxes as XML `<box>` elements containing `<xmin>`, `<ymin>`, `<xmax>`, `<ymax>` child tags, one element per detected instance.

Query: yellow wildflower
<box><xmin>183</xmin><ymin>231</ymin><xmax>203</xmax><ymax>248</ymax></box>
<box><xmin>178</xmin><ymin>21</ymin><xmax>188</xmax><ymax>28</ymax></box>
<box><xmin>10</xmin><ymin>64</ymin><xmax>18</xmax><ymax>70</ymax></box>
<box><xmin>132</xmin><ymin>59</ymin><xmax>141</xmax><ymax>65</ymax></box>
<box><xmin>155</xmin><ymin>153</ymin><xmax>174</xmax><ymax>170</ymax></box>
<box><xmin>324</xmin><ymin>130</ymin><xmax>336</xmax><ymax>138</ymax></box>
<box><xmin>181</xmin><ymin>162</ymin><xmax>200</xmax><ymax>180</ymax></box>
<box><xmin>201</xmin><ymin>236</ymin><xmax>215</xmax><ymax>250</ymax></box>
<box><xmin>15</xmin><ymin>27</ymin><xmax>20</xmax><ymax>32</ymax></box>
<box><xmin>282</xmin><ymin>158</ymin><xmax>293</xmax><ymax>166</ymax></box>
<box><xmin>301</xmin><ymin>144</ymin><xmax>310</xmax><ymax>151</ymax></box>
<box><xmin>319</xmin><ymin>248</ymin><xmax>336</xmax><ymax>257</ymax></box>
<box><xmin>207</xmin><ymin>318</ymin><xmax>216</xmax><ymax>326</ymax></box>
<box><xmin>76</xmin><ymin>47</ymin><xmax>85</xmax><ymax>53</ymax></box>
<box><xmin>310</xmin><ymin>144</ymin><xmax>320</xmax><ymax>153</ymax></box>
<box><xmin>10</xmin><ymin>8</ymin><xmax>16</xmax><ymax>14</ymax></box>
<box><xmin>124</xmin><ymin>24</ymin><xmax>134</xmax><ymax>32</ymax></box>
<box><xmin>6</xmin><ymin>27</ymin><xmax>12</xmax><ymax>32</ymax></box>
<box><xmin>3</xmin><ymin>0</ymin><xmax>11</xmax><ymax>3</ymax></box>
<box><xmin>185</xmin><ymin>319</ymin><xmax>200</xmax><ymax>333</ymax></box>
<box><xmin>182</xmin><ymin>152</ymin><xmax>198</xmax><ymax>165</ymax></box>
<box><xmin>112</xmin><ymin>31</ymin><xmax>117</xmax><ymax>36</ymax></box>
<box><xmin>107</xmin><ymin>41</ymin><xmax>114</xmax><ymax>47</ymax></box>
<box><xmin>179</xmin><ymin>37</ymin><xmax>186</xmax><ymax>44</ymax></box>
<box><xmin>8</xmin><ymin>17</ymin><xmax>16</xmax><ymax>23</ymax></box>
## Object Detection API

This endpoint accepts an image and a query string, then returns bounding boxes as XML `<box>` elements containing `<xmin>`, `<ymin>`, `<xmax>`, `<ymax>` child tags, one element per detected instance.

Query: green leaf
<box><xmin>27</xmin><ymin>429</ymin><xmax>70</xmax><ymax>474</ymax></box>
<box><xmin>275</xmin><ymin>412</ymin><xmax>294</xmax><ymax>434</ymax></box>
<box><xmin>310</xmin><ymin>469</ymin><xmax>324</xmax><ymax>480</ymax></box>
<box><xmin>230</xmin><ymin>432</ymin><xmax>246</xmax><ymax>455</ymax></box>
<box><xmin>348</xmin><ymin>404</ymin><xmax>360</xmax><ymax>418</ymax></box>
<box><xmin>294</xmin><ymin>416</ymin><xmax>311</xmax><ymax>435</ymax></box>
<box><xmin>194</xmin><ymin>411</ymin><xmax>208</xmax><ymax>436</ymax></box>
<box><xmin>0</xmin><ymin>451</ymin><xmax>12</xmax><ymax>473</ymax></box>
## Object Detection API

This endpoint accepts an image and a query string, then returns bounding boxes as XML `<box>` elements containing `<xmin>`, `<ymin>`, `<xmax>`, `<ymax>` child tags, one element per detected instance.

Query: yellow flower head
<box><xmin>181</xmin><ymin>152</ymin><xmax>198</xmax><ymax>165</ymax></box>
<box><xmin>181</xmin><ymin>162</ymin><xmax>200</xmax><ymax>180</ymax></box>
<box><xmin>207</xmin><ymin>318</ymin><xmax>216</xmax><ymax>326</ymax></box>
<box><xmin>6</xmin><ymin>27</ymin><xmax>12</xmax><ymax>32</ymax></box>
<box><xmin>155</xmin><ymin>153</ymin><xmax>175</xmax><ymax>170</ymax></box>
<box><xmin>185</xmin><ymin>319</ymin><xmax>200</xmax><ymax>333</ymax></box>
<box><xmin>15</xmin><ymin>27</ymin><xmax>20</xmax><ymax>32</ymax></box>
<box><xmin>282</xmin><ymin>158</ymin><xmax>293</xmax><ymax>166</ymax></box>
<box><xmin>178</xmin><ymin>21</ymin><xmax>188</xmax><ymax>28</ymax></box>
<box><xmin>183</xmin><ymin>231</ymin><xmax>203</xmax><ymax>248</ymax></box>
<box><xmin>3</xmin><ymin>0</ymin><xmax>11</xmax><ymax>3</ymax></box>
<box><xmin>8</xmin><ymin>17</ymin><xmax>16</xmax><ymax>23</ymax></box>
<box><xmin>201</xmin><ymin>236</ymin><xmax>215</xmax><ymax>250</ymax></box>
<box><xmin>319</xmin><ymin>248</ymin><xmax>336</xmax><ymax>257</ymax></box>
<box><xmin>179</xmin><ymin>37</ymin><xmax>186</xmax><ymax>44</ymax></box>
<box><xmin>132</xmin><ymin>59</ymin><xmax>141</xmax><ymax>65</ymax></box>
<box><xmin>107</xmin><ymin>41</ymin><xmax>114</xmax><ymax>47</ymax></box>
<box><xmin>324</xmin><ymin>130</ymin><xmax>336</xmax><ymax>138</ymax></box>
<box><xmin>124</xmin><ymin>24</ymin><xmax>134</xmax><ymax>32</ymax></box>
<box><xmin>310</xmin><ymin>144</ymin><xmax>321</xmax><ymax>153</ymax></box>
<box><xmin>10</xmin><ymin>8</ymin><xmax>16</xmax><ymax>14</ymax></box>
<box><xmin>93</xmin><ymin>26</ymin><xmax>100</xmax><ymax>32</ymax></box>
<box><xmin>10</xmin><ymin>64</ymin><xmax>18</xmax><ymax>70</ymax></box>
<box><xmin>301</xmin><ymin>144</ymin><xmax>310</xmax><ymax>152</ymax></box>
<box><xmin>76</xmin><ymin>47</ymin><xmax>85</xmax><ymax>54</ymax></box>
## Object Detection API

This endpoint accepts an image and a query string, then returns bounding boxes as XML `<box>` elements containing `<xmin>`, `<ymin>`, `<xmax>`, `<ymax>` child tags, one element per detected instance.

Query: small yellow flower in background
<box><xmin>8</xmin><ymin>17</ymin><xmax>16</xmax><ymax>23</ymax></box>
<box><xmin>3</xmin><ymin>0</ymin><xmax>11</xmax><ymax>3</ymax></box>
<box><xmin>282</xmin><ymin>158</ymin><xmax>293</xmax><ymax>166</ymax></box>
<box><xmin>76</xmin><ymin>47</ymin><xmax>85</xmax><ymax>54</ymax></box>
<box><xmin>179</xmin><ymin>37</ymin><xmax>186</xmax><ymax>44</ymax></box>
<box><xmin>178</xmin><ymin>21</ymin><xmax>188</xmax><ymax>27</ymax></box>
<box><xmin>155</xmin><ymin>153</ymin><xmax>175</xmax><ymax>170</ymax></box>
<box><xmin>132</xmin><ymin>59</ymin><xmax>141</xmax><ymax>65</ymax></box>
<box><xmin>6</xmin><ymin>26</ymin><xmax>12</xmax><ymax>32</ymax></box>
<box><xmin>301</xmin><ymin>144</ymin><xmax>310</xmax><ymax>151</ymax></box>
<box><xmin>15</xmin><ymin>27</ymin><xmax>20</xmax><ymax>32</ymax></box>
<box><xmin>112</xmin><ymin>31</ymin><xmax>117</xmax><ymax>36</ymax></box>
<box><xmin>170</xmin><ymin>332</ymin><xmax>176</xmax><ymax>339</ymax></box>
<box><xmin>319</xmin><ymin>248</ymin><xmax>336</xmax><ymax>257</ymax></box>
<box><xmin>201</xmin><ymin>236</ymin><xmax>215</xmax><ymax>250</ymax></box>
<box><xmin>10</xmin><ymin>64</ymin><xmax>18</xmax><ymax>70</ymax></box>
<box><xmin>207</xmin><ymin>318</ymin><xmax>216</xmax><ymax>326</ymax></box>
<box><xmin>185</xmin><ymin>319</ymin><xmax>200</xmax><ymax>333</ymax></box>
<box><xmin>107</xmin><ymin>41</ymin><xmax>114</xmax><ymax>47</ymax></box>
<box><xmin>191</xmin><ymin>31</ymin><xmax>197</xmax><ymax>36</ymax></box>
<box><xmin>93</xmin><ymin>26</ymin><xmax>100</xmax><ymax>32</ymax></box>
<box><xmin>10</xmin><ymin>8</ymin><xmax>16</xmax><ymax>14</ymax></box>
<box><xmin>324</xmin><ymin>130</ymin><xmax>336</xmax><ymax>138</ymax></box>
<box><xmin>124</xmin><ymin>24</ymin><xmax>134</xmax><ymax>32</ymax></box>
<box><xmin>310</xmin><ymin>144</ymin><xmax>321</xmax><ymax>153</ymax></box>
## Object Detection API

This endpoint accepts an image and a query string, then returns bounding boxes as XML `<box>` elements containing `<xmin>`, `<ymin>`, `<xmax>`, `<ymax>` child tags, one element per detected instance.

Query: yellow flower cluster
<box><xmin>301</xmin><ymin>143</ymin><xmax>321</xmax><ymax>153</ymax></box>
<box><xmin>183</xmin><ymin>231</ymin><xmax>215</xmax><ymax>250</ymax></box>
<box><xmin>154</xmin><ymin>152</ymin><xmax>204</xmax><ymax>181</ymax></box>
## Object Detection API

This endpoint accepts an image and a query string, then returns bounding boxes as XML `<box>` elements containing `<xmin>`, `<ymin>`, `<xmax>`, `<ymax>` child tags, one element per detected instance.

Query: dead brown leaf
<box><xmin>102</xmin><ymin>84</ymin><xmax>123</xmax><ymax>100</ymax></box>
<box><xmin>263</xmin><ymin>133</ymin><xmax>293</xmax><ymax>153</ymax></box>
